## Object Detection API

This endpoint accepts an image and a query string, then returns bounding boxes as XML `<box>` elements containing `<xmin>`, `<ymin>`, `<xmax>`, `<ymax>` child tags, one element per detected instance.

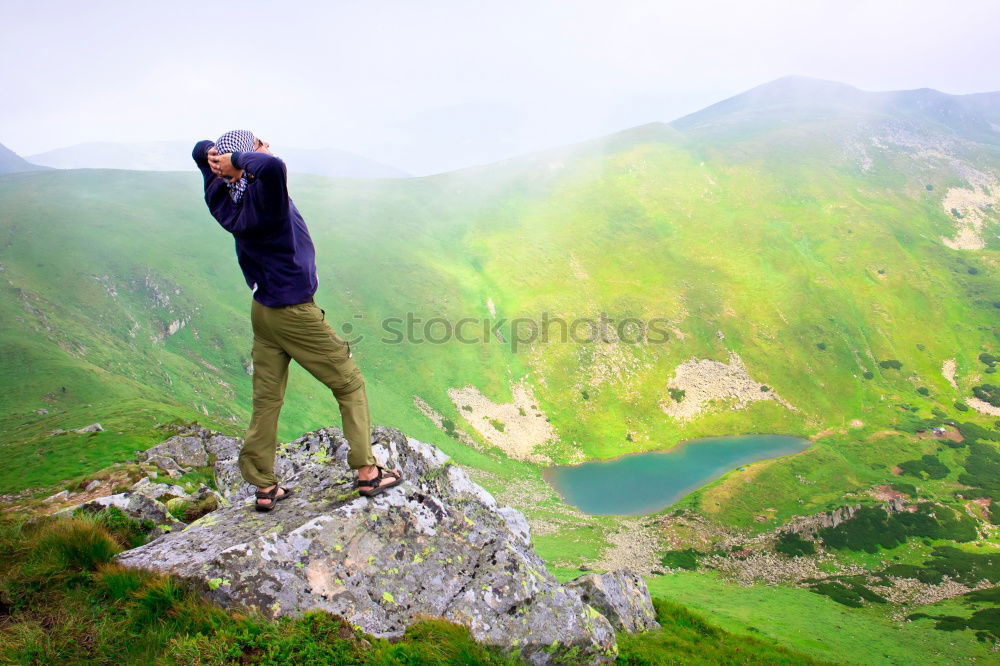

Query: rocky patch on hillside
<box><xmin>447</xmin><ymin>380</ymin><xmax>557</xmax><ymax>463</ymax></box>
<box><xmin>968</xmin><ymin>397</ymin><xmax>1000</xmax><ymax>417</ymax></box>
<box><xmin>659</xmin><ymin>351</ymin><xmax>794</xmax><ymax>420</ymax></box>
<box><xmin>939</xmin><ymin>177</ymin><xmax>999</xmax><ymax>251</ymax></box>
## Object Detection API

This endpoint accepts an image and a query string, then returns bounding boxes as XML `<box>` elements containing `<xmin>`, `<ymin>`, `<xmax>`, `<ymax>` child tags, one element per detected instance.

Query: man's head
<box><xmin>211</xmin><ymin>130</ymin><xmax>272</xmax><ymax>203</ymax></box>
<box><xmin>215</xmin><ymin>129</ymin><xmax>271</xmax><ymax>156</ymax></box>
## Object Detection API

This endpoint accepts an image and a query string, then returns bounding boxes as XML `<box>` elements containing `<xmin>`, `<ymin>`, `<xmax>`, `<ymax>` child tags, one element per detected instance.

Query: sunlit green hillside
<box><xmin>1</xmin><ymin>76</ymin><xmax>997</xmax><ymax>503</ymax></box>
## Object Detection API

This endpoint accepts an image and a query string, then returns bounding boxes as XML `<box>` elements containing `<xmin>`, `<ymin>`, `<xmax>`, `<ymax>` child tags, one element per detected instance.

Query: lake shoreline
<box><xmin>542</xmin><ymin>434</ymin><xmax>813</xmax><ymax>517</ymax></box>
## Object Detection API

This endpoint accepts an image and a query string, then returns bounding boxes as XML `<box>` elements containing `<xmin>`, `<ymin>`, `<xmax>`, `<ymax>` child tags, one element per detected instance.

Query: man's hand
<box><xmin>208</xmin><ymin>150</ymin><xmax>243</xmax><ymax>183</ymax></box>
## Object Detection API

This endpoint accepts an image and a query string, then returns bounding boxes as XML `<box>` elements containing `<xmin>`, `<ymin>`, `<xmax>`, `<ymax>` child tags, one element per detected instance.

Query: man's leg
<box><xmin>240</xmin><ymin>329</ymin><xmax>292</xmax><ymax>489</ymax></box>
<box><xmin>270</xmin><ymin>302</ymin><xmax>376</xmax><ymax>469</ymax></box>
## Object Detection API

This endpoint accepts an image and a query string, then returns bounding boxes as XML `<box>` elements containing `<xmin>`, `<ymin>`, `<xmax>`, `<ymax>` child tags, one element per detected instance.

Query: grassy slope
<box><xmin>0</xmin><ymin>108</ymin><xmax>997</xmax><ymax>512</ymax></box>
<box><xmin>643</xmin><ymin>568</ymin><xmax>990</xmax><ymax>665</ymax></box>
<box><xmin>2</xmin><ymin>118</ymin><xmax>996</xmax><ymax>487</ymax></box>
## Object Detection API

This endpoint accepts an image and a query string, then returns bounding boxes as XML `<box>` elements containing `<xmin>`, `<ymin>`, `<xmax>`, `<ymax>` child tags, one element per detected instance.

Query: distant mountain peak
<box><xmin>671</xmin><ymin>76</ymin><xmax>1000</xmax><ymax>142</ymax></box>
<box><xmin>0</xmin><ymin>142</ymin><xmax>48</xmax><ymax>175</ymax></box>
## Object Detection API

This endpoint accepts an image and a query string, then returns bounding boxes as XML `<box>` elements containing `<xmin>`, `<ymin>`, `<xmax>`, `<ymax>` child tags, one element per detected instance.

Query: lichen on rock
<box><xmin>565</xmin><ymin>569</ymin><xmax>660</xmax><ymax>632</ymax></box>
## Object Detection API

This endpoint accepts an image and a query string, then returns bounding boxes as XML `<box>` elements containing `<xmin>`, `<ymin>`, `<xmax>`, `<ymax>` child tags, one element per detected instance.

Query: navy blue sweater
<box><xmin>192</xmin><ymin>140</ymin><xmax>318</xmax><ymax>307</ymax></box>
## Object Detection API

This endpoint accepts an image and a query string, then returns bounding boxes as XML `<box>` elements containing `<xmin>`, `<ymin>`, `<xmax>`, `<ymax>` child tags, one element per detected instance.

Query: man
<box><xmin>192</xmin><ymin>130</ymin><xmax>402</xmax><ymax>511</ymax></box>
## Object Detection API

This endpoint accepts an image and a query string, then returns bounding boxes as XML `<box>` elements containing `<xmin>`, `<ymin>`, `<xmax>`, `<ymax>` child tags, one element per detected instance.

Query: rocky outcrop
<box><xmin>783</xmin><ymin>498</ymin><xmax>911</xmax><ymax>538</ymax></box>
<box><xmin>135</xmin><ymin>427</ymin><xmax>241</xmax><ymax>477</ymax></box>
<box><xmin>55</xmin><ymin>474</ymin><xmax>225</xmax><ymax>538</ymax></box>
<box><xmin>49</xmin><ymin>423</ymin><xmax>105</xmax><ymax>436</ymax></box>
<box><xmin>64</xmin><ymin>491</ymin><xmax>186</xmax><ymax>531</ymax></box>
<box><xmin>564</xmin><ymin>569</ymin><xmax>660</xmax><ymax>632</ymax></box>
<box><xmin>53</xmin><ymin>433</ymin><xmax>229</xmax><ymax>535</ymax></box>
<box><xmin>114</xmin><ymin>425</ymin><xmax>657</xmax><ymax>664</ymax></box>
<box><xmin>783</xmin><ymin>503</ymin><xmax>861</xmax><ymax>536</ymax></box>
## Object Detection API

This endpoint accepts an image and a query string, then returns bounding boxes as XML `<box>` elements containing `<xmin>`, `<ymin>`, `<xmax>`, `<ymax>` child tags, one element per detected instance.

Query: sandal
<box><xmin>254</xmin><ymin>485</ymin><xmax>293</xmax><ymax>512</ymax></box>
<box><xmin>356</xmin><ymin>465</ymin><xmax>403</xmax><ymax>497</ymax></box>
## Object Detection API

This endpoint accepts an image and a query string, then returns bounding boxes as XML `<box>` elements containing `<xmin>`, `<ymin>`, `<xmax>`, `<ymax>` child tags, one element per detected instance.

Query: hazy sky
<box><xmin>3</xmin><ymin>0</ymin><xmax>999</xmax><ymax>174</ymax></box>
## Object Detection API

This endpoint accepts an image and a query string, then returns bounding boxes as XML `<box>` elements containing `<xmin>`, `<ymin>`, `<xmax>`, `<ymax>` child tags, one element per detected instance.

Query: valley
<box><xmin>1</xmin><ymin>77</ymin><xmax>998</xmax><ymax>663</ymax></box>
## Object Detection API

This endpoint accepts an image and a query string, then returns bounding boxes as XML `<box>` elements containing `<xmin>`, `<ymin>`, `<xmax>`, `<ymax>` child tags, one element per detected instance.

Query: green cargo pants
<box><xmin>239</xmin><ymin>297</ymin><xmax>376</xmax><ymax>488</ymax></box>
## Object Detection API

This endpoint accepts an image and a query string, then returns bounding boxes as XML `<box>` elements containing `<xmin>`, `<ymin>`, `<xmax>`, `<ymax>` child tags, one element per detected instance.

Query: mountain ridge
<box><xmin>671</xmin><ymin>75</ymin><xmax>1000</xmax><ymax>143</ymax></box>
<box><xmin>0</xmin><ymin>141</ymin><xmax>47</xmax><ymax>175</ymax></box>
<box><xmin>26</xmin><ymin>140</ymin><xmax>409</xmax><ymax>179</ymax></box>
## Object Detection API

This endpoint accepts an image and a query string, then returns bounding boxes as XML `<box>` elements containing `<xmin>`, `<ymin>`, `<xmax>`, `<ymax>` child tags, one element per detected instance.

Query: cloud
<box><xmin>2</xmin><ymin>0</ymin><xmax>997</xmax><ymax>173</ymax></box>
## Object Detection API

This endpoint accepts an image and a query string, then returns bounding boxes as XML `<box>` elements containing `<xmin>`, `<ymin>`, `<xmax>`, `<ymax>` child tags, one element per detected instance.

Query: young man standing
<box><xmin>192</xmin><ymin>130</ymin><xmax>401</xmax><ymax>511</ymax></box>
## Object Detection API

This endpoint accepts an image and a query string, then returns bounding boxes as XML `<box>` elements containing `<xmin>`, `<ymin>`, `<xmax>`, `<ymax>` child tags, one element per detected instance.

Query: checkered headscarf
<box><xmin>214</xmin><ymin>129</ymin><xmax>256</xmax><ymax>203</ymax></box>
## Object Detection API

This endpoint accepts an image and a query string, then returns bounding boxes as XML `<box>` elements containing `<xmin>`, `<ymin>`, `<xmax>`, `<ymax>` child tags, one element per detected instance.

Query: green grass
<box><xmin>616</xmin><ymin>598</ymin><xmax>835</xmax><ymax>665</ymax></box>
<box><xmin>644</xmin><ymin>569</ymin><xmax>996</xmax><ymax>665</ymax></box>
<box><xmin>0</xmin><ymin>400</ymin><xmax>219</xmax><ymax>494</ymax></box>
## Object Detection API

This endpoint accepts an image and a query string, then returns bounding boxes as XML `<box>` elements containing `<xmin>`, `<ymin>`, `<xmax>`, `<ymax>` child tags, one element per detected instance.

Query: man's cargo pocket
<box><xmin>324</xmin><ymin>322</ymin><xmax>351</xmax><ymax>362</ymax></box>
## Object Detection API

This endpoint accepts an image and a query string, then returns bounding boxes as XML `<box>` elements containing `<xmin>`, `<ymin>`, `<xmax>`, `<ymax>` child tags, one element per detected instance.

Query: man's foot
<box><xmin>356</xmin><ymin>464</ymin><xmax>403</xmax><ymax>497</ymax></box>
<box><xmin>255</xmin><ymin>484</ymin><xmax>289</xmax><ymax>510</ymax></box>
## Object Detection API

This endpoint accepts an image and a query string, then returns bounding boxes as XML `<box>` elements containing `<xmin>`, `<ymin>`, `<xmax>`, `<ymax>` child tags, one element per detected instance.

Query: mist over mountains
<box><xmin>25</xmin><ymin>140</ymin><xmax>408</xmax><ymax>178</ymax></box>
<box><xmin>7</xmin><ymin>76</ymin><xmax>1000</xmax><ymax>178</ymax></box>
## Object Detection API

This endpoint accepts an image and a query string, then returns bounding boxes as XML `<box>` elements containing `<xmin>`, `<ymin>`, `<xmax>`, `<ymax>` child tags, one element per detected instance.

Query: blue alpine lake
<box><xmin>542</xmin><ymin>434</ymin><xmax>811</xmax><ymax>516</ymax></box>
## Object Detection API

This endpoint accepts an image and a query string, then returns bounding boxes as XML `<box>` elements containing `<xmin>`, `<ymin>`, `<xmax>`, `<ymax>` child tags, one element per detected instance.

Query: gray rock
<box><xmin>497</xmin><ymin>506</ymin><xmax>531</xmax><ymax>547</ymax></box>
<box><xmin>133</xmin><ymin>428</ymin><xmax>241</xmax><ymax>482</ymax></box>
<box><xmin>564</xmin><ymin>569</ymin><xmax>660</xmax><ymax>632</ymax></box>
<box><xmin>138</xmin><ymin>434</ymin><xmax>211</xmax><ymax>468</ymax></box>
<box><xmin>115</xmin><ymin>425</ymin><xmax>625</xmax><ymax>664</ymax></box>
<box><xmin>144</xmin><ymin>454</ymin><xmax>187</xmax><ymax>478</ymax></box>
<box><xmin>84</xmin><ymin>479</ymin><xmax>102</xmax><ymax>493</ymax></box>
<box><xmin>74</xmin><ymin>423</ymin><xmax>104</xmax><ymax>433</ymax></box>
<box><xmin>129</xmin><ymin>477</ymin><xmax>189</xmax><ymax>502</ymax></box>
<box><xmin>44</xmin><ymin>489</ymin><xmax>70</xmax><ymax>502</ymax></box>
<box><xmin>206</xmin><ymin>434</ymin><xmax>241</xmax><ymax>462</ymax></box>
<box><xmin>886</xmin><ymin>497</ymin><xmax>907</xmax><ymax>514</ymax></box>
<box><xmin>58</xmin><ymin>492</ymin><xmax>185</xmax><ymax>532</ymax></box>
